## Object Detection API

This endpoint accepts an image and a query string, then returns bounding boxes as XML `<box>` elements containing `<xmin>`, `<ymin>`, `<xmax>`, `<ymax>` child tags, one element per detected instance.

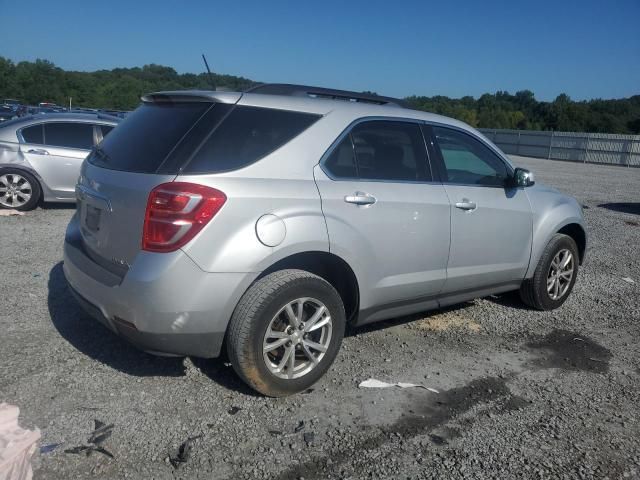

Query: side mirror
<box><xmin>511</xmin><ymin>168</ymin><xmax>535</xmax><ymax>187</ymax></box>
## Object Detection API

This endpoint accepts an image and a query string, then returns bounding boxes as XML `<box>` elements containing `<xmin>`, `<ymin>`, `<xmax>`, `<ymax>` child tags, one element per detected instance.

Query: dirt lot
<box><xmin>1</xmin><ymin>156</ymin><xmax>639</xmax><ymax>479</ymax></box>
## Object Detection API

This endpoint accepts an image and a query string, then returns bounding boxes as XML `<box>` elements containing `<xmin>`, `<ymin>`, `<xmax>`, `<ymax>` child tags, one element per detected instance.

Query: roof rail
<box><xmin>246</xmin><ymin>83</ymin><xmax>408</xmax><ymax>108</ymax></box>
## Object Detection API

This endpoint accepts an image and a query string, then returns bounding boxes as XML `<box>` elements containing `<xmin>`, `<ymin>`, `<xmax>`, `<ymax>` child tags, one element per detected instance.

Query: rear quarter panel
<box><xmin>0</xmin><ymin>140</ymin><xmax>61</xmax><ymax>202</ymax></box>
<box><xmin>176</xmin><ymin>113</ymin><xmax>348</xmax><ymax>273</ymax></box>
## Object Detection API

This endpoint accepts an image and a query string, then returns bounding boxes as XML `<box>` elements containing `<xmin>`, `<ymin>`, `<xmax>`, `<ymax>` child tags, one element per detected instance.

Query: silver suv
<box><xmin>63</xmin><ymin>84</ymin><xmax>586</xmax><ymax>396</ymax></box>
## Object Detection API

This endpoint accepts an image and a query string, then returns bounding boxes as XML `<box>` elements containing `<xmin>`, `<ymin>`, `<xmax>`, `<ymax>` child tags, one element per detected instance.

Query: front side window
<box><xmin>44</xmin><ymin>123</ymin><xmax>94</xmax><ymax>150</ymax></box>
<box><xmin>432</xmin><ymin>126</ymin><xmax>509</xmax><ymax>186</ymax></box>
<box><xmin>323</xmin><ymin>120</ymin><xmax>431</xmax><ymax>182</ymax></box>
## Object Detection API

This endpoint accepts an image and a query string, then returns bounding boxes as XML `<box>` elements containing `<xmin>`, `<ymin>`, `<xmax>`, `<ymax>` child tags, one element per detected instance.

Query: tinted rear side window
<box><xmin>88</xmin><ymin>102</ymin><xmax>211</xmax><ymax>173</ymax></box>
<box><xmin>324</xmin><ymin>135</ymin><xmax>358</xmax><ymax>179</ymax></box>
<box><xmin>44</xmin><ymin>123</ymin><xmax>94</xmax><ymax>149</ymax></box>
<box><xmin>21</xmin><ymin>125</ymin><xmax>44</xmax><ymax>144</ymax></box>
<box><xmin>183</xmin><ymin>106</ymin><xmax>320</xmax><ymax>174</ymax></box>
<box><xmin>326</xmin><ymin>121</ymin><xmax>431</xmax><ymax>182</ymax></box>
<box><xmin>351</xmin><ymin>121</ymin><xmax>429</xmax><ymax>182</ymax></box>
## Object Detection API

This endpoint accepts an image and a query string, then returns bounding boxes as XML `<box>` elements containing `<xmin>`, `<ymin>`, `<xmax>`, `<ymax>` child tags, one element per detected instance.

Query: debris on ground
<box><xmin>0</xmin><ymin>403</ymin><xmax>40</xmax><ymax>480</ymax></box>
<box><xmin>358</xmin><ymin>378</ymin><xmax>439</xmax><ymax>393</ymax></box>
<box><xmin>294</xmin><ymin>421</ymin><xmax>305</xmax><ymax>433</ymax></box>
<box><xmin>64</xmin><ymin>419</ymin><xmax>114</xmax><ymax>459</ymax></box>
<box><xmin>227</xmin><ymin>406</ymin><xmax>241</xmax><ymax>415</ymax></box>
<box><xmin>87</xmin><ymin>420</ymin><xmax>113</xmax><ymax>445</ymax></box>
<box><xmin>303</xmin><ymin>432</ymin><xmax>315</xmax><ymax>445</ymax></box>
<box><xmin>429</xmin><ymin>434</ymin><xmax>448</xmax><ymax>445</ymax></box>
<box><xmin>0</xmin><ymin>210</ymin><xmax>24</xmax><ymax>217</ymax></box>
<box><xmin>169</xmin><ymin>435</ymin><xmax>202</xmax><ymax>468</ymax></box>
<box><xmin>268</xmin><ymin>430</ymin><xmax>283</xmax><ymax>437</ymax></box>
<box><xmin>622</xmin><ymin>277</ymin><xmax>635</xmax><ymax>284</ymax></box>
<box><xmin>64</xmin><ymin>445</ymin><xmax>113</xmax><ymax>458</ymax></box>
<box><xmin>39</xmin><ymin>443</ymin><xmax>62</xmax><ymax>454</ymax></box>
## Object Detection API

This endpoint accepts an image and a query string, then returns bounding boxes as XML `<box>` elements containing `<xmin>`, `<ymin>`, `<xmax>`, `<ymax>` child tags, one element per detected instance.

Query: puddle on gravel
<box><xmin>272</xmin><ymin>376</ymin><xmax>527</xmax><ymax>480</ymax></box>
<box><xmin>389</xmin><ymin>376</ymin><xmax>526</xmax><ymax>441</ymax></box>
<box><xmin>526</xmin><ymin>329</ymin><xmax>612</xmax><ymax>373</ymax></box>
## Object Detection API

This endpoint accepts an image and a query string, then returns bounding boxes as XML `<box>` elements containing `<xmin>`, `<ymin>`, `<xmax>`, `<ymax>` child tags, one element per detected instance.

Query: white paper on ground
<box><xmin>359</xmin><ymin>378</ymin><xmax>439</xmax><ymax>393</ymax></box>
<box><xmin>0</xmin><ymin>403</ymin><xmax>41</xmax><ymax>480</ymax></box>
<box><xmin>622</xmin><ymin>277</ymin><xmax>635</xmax><ymax>284</ymax></box>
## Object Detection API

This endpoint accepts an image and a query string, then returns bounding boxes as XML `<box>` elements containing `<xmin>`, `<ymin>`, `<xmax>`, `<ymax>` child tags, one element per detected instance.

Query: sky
<box><xmin>1</xmin><ymin>0</ymin><xmax>638</xmax><ymax>101</ymax></box>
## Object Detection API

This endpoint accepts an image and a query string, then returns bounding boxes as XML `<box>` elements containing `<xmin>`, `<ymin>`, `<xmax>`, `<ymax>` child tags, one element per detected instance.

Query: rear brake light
<box><xmin>142</xmin><ymin>182</ymin><xmax>226</xmax><ymax>252</ymax></box>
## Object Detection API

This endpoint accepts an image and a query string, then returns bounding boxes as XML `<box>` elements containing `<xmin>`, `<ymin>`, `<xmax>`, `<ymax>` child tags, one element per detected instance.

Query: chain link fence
<box><xmin>479</xmin><ymin>129</ymin><xmax>640</xmax><ymax>167</ymax></box>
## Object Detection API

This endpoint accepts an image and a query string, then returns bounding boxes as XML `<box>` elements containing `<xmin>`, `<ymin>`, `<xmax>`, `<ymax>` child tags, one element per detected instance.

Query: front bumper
<box><xmin>63</xmin><ymin>218</ymin><xmax>258</xmax><ymax>358</ymax></box>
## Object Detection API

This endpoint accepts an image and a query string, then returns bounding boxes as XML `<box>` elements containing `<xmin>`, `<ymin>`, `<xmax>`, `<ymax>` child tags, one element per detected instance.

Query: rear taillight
<box><xmin>142</xmin><ymin>182</ymin><xmax>226</xmax><ymax>253</ymax></box>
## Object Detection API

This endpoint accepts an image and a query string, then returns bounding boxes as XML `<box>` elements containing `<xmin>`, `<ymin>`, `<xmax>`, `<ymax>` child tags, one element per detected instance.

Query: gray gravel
<box><xmin>1</xmin><ymin>156</ymin><xmax>639</xmax><ymax>479</ymax></box>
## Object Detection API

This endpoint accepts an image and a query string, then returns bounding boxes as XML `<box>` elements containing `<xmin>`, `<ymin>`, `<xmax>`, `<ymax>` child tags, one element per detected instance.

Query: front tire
<box><xmin>227</xmin><ymin>269</ymin><xmax>346</xmax><ymax>397</ymax></box>
<box><xmin>520</xmin><ymin>233</ymin><xmax>579</xmax><ymax>310</ymax></box>
<box><xmin>0</xmin><ymin>170</ymin><xmax>41</xmax><ymax>211</ymax></box>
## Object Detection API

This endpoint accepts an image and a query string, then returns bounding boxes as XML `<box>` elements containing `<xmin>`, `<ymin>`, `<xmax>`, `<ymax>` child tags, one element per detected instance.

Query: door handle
<box><xmin>455</xmin><ymin>199</ymin><xmax>477</xmax><ymax>211</ymax></box>
<box><xmin>344</xmin><ymin>192</ymin><xmax>377</xmax><ymax>206</ymax></box>
<box><xmin>27</xmin><ymin>148</ymin><xmax>49</xmax><ymax>155</ymax></box>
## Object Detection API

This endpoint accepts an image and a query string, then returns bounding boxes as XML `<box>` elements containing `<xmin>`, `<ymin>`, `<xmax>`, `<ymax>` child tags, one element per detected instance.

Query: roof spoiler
<box><xmin>246</xmin><ymin>83</ymin><xmax>408</xmax><ymax>108</ymax></box>
<box><xmin>141</xmin><ymin>90</ymin><xmax>242</xmax><ymax>105</ymax></box>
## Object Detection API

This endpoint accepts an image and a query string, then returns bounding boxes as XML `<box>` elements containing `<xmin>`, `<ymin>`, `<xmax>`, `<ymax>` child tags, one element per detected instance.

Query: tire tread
<box><xmin>227</xmin><ymin>269</ymin><xmax>343</xmax><ymax>396</ymax></box>
<box><xmin>520</xmin><ymin>233</ymin><xmax>578</xmax><ymax>310</ymax></box>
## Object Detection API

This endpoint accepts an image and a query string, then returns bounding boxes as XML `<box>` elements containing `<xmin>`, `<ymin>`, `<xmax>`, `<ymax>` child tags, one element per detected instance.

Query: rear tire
<box><xmin>226</xmin><ymin>269</ymin><xmax>346</xmax><ymax>397</ymax></box>
<box><xmin>0</xmin><ymin>169</ymin><xmax>41</xmax><ymax>211</ymax></box>
<box><xmin>520</xmin><ymin>233</ymin><xmax>579</xmax><ymax>310</ymax></box>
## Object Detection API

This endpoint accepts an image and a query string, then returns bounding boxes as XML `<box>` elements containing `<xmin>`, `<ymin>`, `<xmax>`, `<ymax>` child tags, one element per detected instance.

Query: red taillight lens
<box><xmin>142</xmin><ymin>182</ymin><xmax>226</xmax><ymax>252</ymax></box>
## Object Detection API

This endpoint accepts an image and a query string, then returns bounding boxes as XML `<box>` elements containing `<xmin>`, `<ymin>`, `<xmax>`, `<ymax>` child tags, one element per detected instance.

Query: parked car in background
<box><xmin>63</xmin><ymin>84</ymin><xmax>586</xmax><ymax>397</ymax></box>
<box><xmin>0</xmin><ymin>113</ymin><xmax>119</xmax><ymax>210</ymax></box>
<box><xmin>0</xmin><ymin>106</ymin><xmax>15</xmax><ymax>123</ymax></box>
<box><xmin>2</xmin><ymin>99</ymin><xmax>21</xmax><ymax>109</ymax></box>
<box><xmin>99</xmin><ymin>109</ymin><xmax>129</xmax><ymax>119</ymax></box>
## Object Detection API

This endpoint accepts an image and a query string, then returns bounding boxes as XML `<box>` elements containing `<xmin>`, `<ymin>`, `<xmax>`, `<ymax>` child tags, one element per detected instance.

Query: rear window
<box><xmin>88</xmin><ymin>102</ymin><xmax>211</xmax><ymax>173</ymax></box>
<box><xmin>44</xmin><ymin>122</ymin><xmax>94</xmax><ymax>149</ymax></box>
<box><xmin>182</xmin><ymin>106</ymin><xmax>321</xmax><ymax>174</ymax></box>
<box><xmin>21</xmin><ymin>124</ymin><xmax>44</xmax><ymax>144</ymax></box>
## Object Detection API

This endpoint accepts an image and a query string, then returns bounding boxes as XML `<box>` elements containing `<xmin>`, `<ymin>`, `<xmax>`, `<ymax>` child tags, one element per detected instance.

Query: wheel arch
<box><xmin>257</xmin><ymin>251</ymin><xmax>360</xmax><ymax>323</ymax></box>
<box><xmin>557</xmin><ymin>222</ymin><xmax>586</xmax><ymax>265</ymax></box>
<box><xmin>0</xmin><ymin>165</ymin><xmax>45</xmax><ymax>206</ymax></box>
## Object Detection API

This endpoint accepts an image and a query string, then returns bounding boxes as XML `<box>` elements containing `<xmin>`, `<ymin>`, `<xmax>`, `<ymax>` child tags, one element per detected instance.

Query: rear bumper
<box><xmin>63</xmin><ymin>216</ymin><xmax>258</xmax><ymax>358</ymax></box>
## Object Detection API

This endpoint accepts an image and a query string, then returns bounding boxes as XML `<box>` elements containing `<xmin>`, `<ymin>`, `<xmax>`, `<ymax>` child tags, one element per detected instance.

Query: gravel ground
<box><xmin>1</xmin><ymin>156</ymin><xmax>639</xmax><ymax>479</ymax></box>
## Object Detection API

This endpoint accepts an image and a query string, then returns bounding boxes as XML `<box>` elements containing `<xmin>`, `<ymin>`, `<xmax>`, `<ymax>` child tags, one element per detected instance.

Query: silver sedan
<box><xmin>0</xmin><ymin>113</ymin><xmax>119</xmax><ymax>210</ymax></box>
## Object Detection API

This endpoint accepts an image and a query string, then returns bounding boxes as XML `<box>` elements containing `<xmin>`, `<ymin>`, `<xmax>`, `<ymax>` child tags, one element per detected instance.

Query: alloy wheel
<box><xmin>0</xmin><ymin>173</ymin><xmax>32</xmax><ymax>208</ymax></box>
<box><xmin>547</xmin><ymin>249</ymin><xmax>574</xmax><ymax>300</ymax></box>
<box><xmin>262</xmin><ymin>297</ymin><xmax>332</xmax><ymax>379</ymax></box>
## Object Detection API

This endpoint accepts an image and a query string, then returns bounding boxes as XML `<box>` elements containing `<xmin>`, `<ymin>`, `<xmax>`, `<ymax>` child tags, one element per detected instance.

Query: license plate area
<box><xmin>76</xmin><ymin>186</ymin><xmax>111</xmax><ymax>238</ymax></box>
<box><xmin>85</xmin><ymin>205</ymin><xmax>102</xmax><ymax>232</ymax></box>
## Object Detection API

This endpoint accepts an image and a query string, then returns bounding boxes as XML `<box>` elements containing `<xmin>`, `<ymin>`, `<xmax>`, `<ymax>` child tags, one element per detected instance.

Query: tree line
<box><xmin>1</xmin><ymin>57</ymin><xmax>638</xmax><ymax>134</ymax></box>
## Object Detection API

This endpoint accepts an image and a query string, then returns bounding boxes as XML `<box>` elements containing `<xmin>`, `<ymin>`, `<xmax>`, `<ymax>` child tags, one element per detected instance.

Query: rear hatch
<box><xmin>76</xmin><ymin>92</ymin><xmax>240</xmax><ymax>269</ymax></box>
